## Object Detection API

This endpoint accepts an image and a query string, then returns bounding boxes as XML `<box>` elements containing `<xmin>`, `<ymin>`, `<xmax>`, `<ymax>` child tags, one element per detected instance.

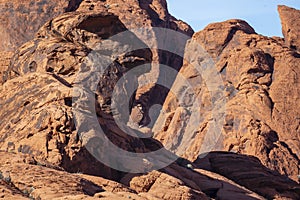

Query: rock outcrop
<box><xmin>0</xmin><ymin>0</ymin><xmax>192</xmax><ymax>179</ymax></box>
<box><xmin>278</xmin><ymin>5</ymin><xmax>300</xmax><ymax>53</ymax></box>
<box><xmin>0</xmin><ymin>1</ymin><xmax>300</xmax><ymax>199</ymax></box>
<box><xmin>0</xmin><ymin>0</ymin><xmax>83</xmax><ymax>51</ymax></box>
<box><xmin>154</xmin><ymin>17</ymin><xmax>300</xmax><ymax>182</ymax></box>
<box><xmin>1</xmin><ymin>150</ymin><xmax>299</xmax><ymax>199</ymax></box>
<box><xmin>195</xmin><ymin>152</ymin><xmax>300</xmax><ymax>199</ymax></box>
<box><xmin>0</xmin><ymin>51</ymin><xmax>13</xmax><ymax>83</ymax></box>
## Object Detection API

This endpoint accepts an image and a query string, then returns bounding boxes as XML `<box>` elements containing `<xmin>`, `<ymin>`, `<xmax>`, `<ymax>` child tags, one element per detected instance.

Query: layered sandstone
<box><xmin>0</xmin><ymin>1</ymin><xmax>299</xmax><ymax>200</ymax></box>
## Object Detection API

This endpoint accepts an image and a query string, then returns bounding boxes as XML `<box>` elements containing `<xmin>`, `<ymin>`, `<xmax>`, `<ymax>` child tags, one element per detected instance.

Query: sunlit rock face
<box><xmin>278</xmin><ymin>5</ymin><xmax>300</xmax><ymax>53</ymax></box>
<box><xmin>0</xmin><ymin>0</ymin><xmax>84</xmax><ymax>51</ymax></box>
<box><xmin>0</xmin><ymin>1</ymin><xmax>299</xmax><ymax>199</ymax></box>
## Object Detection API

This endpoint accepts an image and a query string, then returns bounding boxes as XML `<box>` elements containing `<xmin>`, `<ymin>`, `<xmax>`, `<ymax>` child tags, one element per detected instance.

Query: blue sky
<box><xmin>167</xmin><ymin>0</ymin><xmax>300</xmax><ymax>37</ymax></box>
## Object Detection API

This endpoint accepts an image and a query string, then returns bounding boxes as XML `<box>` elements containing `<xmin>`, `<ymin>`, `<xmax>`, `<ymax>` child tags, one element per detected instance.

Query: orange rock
<box><xmin>278</xmin><ymin>5</ymin><xmax>300</xmax><ymax>52</ymax></box>
<box><xmin>0</xmin><ymin>1</ymin><xmax>300</xmax><ymax>199</ymax></box>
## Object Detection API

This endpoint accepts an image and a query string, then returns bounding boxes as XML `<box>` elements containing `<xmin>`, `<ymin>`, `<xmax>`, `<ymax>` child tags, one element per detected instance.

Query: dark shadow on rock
<box><xmin>80</xmin><ymin>179</ymin><xmax>105</xmax><ymax>196</ymax></box>
<box><xmin>138</xmin><ymin>0</ymin><xmax>164</xmax><ymax>26</ymax></box>
<box><xmin>194</xmin><ymin>151</ymin><xmax>300</xmax><ymax>199</ymax></box>
<box><xmin>60</xmin><ymin>146</ymin><xmax>124</xmax><ymax>181</ymax></box>
<box><xmin>58</xmin><ymin>14</ymin><xmax>167</xmax><ymax>181</ymax></box>
<box><xmin>120</xmin><ymin>154</ymin><xmax>264</xmax><ymax>199</ymax></box>
<box><xmin>7</xmin><ymin>9</ymin><xmax>298</xmax><ymax>199</ymax></box>
<box><xmin>59</xmin><ymin>12</ymin><xmax>299</xmax><ymax>199</ymax></box>
<box><xmin>66</xmin><ymin>0</ymin><xmax>84</xmax><ymax>12</ymax></box>
<box><xmin>116</xmin><ymin>151</ymin><xmax>300</xmax><ymax>199</ymax></box>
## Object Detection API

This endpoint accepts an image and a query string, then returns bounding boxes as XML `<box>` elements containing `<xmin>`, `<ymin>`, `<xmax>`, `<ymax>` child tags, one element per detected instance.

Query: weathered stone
<box><xmin>0</xmin><ymin>1</ymin><xmax>300</xmax><ymax>199</ymax></box>
<box><xmin>0</xmin><ymin>0</ymin><xmax>84</xmax><ymax>51</ymax></box>
<box><xmin>153</xmin><ymin>18</ymin><xmax>300</xmax><ymax>183</ymax></box>
<box><xmin>278</xmin><ymin>5</ymin><xmax>300</xmax><ymax>52</ymax></box>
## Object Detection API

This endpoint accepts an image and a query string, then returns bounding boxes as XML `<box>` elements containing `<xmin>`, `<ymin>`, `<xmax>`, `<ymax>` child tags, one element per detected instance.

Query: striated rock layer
<box><xmin>0</xmin><ymin>1</ymin><xmax>299</xmax><ymax>200</ymax></box>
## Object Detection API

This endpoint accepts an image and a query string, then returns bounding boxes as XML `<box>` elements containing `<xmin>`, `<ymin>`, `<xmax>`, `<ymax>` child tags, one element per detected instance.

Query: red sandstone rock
<box><xmin>153</xmin><ymin>18</ymin><xmax>300</xmax><ymax>182</ymax></box>
<box><xmin>278</xmin><ymin>5</ymin><xmax>300</xmax><ymax>52</ymax></box>
<box><xmin>0</xmin><ymin>51</ymin><xmax>13</xmax><ymax>84</ymax></box>
<box><xmin>0</xmin><ymin>0</ymin><xmax>83</xmax><ymax>51</ymax></box>
<box><xmin>0</xmin><ymin>1</ymin><xmax>299</xmax><ymax>199</ymax></box>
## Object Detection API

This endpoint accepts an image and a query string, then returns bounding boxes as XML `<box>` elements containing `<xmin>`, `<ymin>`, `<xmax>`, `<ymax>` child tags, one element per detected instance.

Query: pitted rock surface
<box><xmin>0</xmin><ymin>1</ymin><xmax>300</xmax><ymax>199</ymax></box>
<box><xmin>0</xmin><ymin>0</ymin><xmax>83</xmax><ymax>51</ymax></box>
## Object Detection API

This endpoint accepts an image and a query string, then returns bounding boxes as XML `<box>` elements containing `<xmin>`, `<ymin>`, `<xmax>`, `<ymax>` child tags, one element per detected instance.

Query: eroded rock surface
<box><xmin>195</xmin><ymin>152</ymin><xmax>300</xmax><ymax>199</ymax></box>
<box><xmin>278</xmin><ymin>5</ymin><xmax>300</xmax><ymax>52</ymax></box>
<box><xmin>1</xmin><ymin>151</ymin><xmax>299</xmax><ymax>199</ymax></box>
<box><xmin>153</xmin><ymin>17</ymin><xmax>300</xmax><ymax>182</ymax></box>
<box><xmin>0</xmin><ymin>1</ymin><xmax>299</xmax><ymax>200</ymax></box>
<box><xmin>0</xmin><ymin>51</ymin><xmax>13</xmax><ymax>83</ymax></box>
<box><xmin>0</xmin><ymin>0</ymin><xmax>83</xmax><ymax>51</ymax></box>
<box><xmin>0</xmin><ymin>0</ymin><xmax>192</xmax><ymax>180</ymax></box>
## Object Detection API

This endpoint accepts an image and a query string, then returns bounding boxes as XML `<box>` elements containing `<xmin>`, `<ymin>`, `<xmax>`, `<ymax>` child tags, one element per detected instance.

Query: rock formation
<box><xmin>0</xmin><ymin>0</ymin><xmax>83</xmax><ymax>51</ymax></box>
<box><xmin>278</xmin><ymin>5</ymin><xmax>300</xmax><ymax>53</ymax></box>
<box><xmin>0</xmin><ymin>0</ymin><xmax>193</xmax><ymax>181</ymax></box>
<box><xmin>0</xmin><ymin>0</ymin><xmax>299</xmax><ymax>199</ymax></box>
<box><xmin>153</xmin><ymin>17</ymin><xmax>300</xmax><ymax>182</ymax></box>
<box><xmin>0</xmin><ymin>51</ymin><xmax>13</xmax><ymax>83</ymax></box>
